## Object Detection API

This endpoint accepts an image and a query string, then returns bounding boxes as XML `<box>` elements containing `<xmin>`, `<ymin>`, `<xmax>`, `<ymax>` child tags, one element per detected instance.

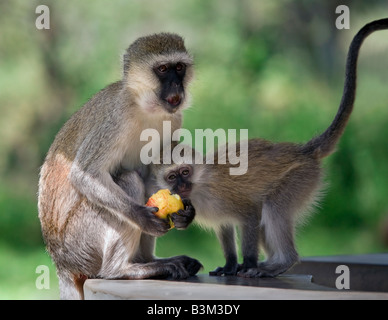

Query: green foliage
<box><xmin>1</xmin><ymin>0</ymin><xmax>388</xmax><ymax>299</ymax></box>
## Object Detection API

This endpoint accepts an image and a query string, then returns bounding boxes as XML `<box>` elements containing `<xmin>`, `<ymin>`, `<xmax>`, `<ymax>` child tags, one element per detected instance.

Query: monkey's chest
<box><xmin>120</xmin><ymin>128</ymin><xmax>167</xmax><ymax>171</ymax></box>
<box><xmin>121</xmin><ymin>136</ymin><xmax>165</xmax><ymax>171</ymax></box>
<box><xmin>121</xmin><ymin>117</ymin><xmax>178</xmax><ymax>171</ymax></box>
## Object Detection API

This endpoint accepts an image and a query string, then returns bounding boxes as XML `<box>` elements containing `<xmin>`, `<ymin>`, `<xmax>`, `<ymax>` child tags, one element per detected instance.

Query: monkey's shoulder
<box><xmin>82</xmin><ymin>80</ymin><xmax>125</xmax><ymax>111</ymax></box>
<box><xmin>60</xmin><ymin>80</ymin><xmax>125</xmax><ymax>127</ymax></box>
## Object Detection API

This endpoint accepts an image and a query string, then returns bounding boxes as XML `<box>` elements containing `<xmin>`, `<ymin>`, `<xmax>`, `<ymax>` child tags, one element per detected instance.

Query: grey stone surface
<box><xmin>84</xmin><ymin>254</ymin><xmax>388</xmax><ymax>300</ymax></box>
<box><xmin>84</xmin><ymin>275</ymin><xmax>388</xmax><ymax>300</ymax></box>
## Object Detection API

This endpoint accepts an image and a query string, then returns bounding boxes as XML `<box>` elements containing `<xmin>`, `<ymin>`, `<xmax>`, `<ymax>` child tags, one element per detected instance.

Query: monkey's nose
<box><xmin>166</xmin><ymin>94</ymin><xmax>182</xmax><ymax>107</ymax></box>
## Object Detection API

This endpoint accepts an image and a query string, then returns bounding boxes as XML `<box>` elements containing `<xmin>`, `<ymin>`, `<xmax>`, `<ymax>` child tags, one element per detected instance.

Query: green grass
<box><xmin>0</xmin><ymin>243</ymin><xmax>59</xmax><ymax>300</ymax></box>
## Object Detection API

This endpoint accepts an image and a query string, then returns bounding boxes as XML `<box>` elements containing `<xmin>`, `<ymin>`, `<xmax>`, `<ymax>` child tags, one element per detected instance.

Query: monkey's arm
<box><xmin>69</xmin><ymin>138</ymin><xmax>170</xmax><ymax>236</ymax></box>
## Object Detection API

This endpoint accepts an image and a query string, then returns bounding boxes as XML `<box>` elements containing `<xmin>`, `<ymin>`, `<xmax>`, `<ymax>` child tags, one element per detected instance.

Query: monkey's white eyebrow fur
<box><xmin>148</xmin><ymin>52</ymin><xmax>194</xmax><ymax>67</ymax></box>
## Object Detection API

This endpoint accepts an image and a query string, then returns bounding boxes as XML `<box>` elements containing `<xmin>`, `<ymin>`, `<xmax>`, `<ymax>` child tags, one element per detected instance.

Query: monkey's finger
<box><xmin>148</xmin><ymin>206</ymin><xmax>159</xmax><ymax>214</ymax></box>
<box><xmin>170</xmin><ymin>214</ymin><xmax>189</xmax><ymax>230</ymax></box>
<box><xmin>182</xmin><ymin>198</ymin><xmax>194</xmax><ymax>209</ymax></box>
<box><xmin>155</xmin><ymin>217</ymin><xmax>171</xmax><ymax>229</ymax></box>
<box><xmin>176</xmin><ymin>208</ymin><xmax>194</xmax><ymax>217</ymax></box>
<box><xmin>143</xmin><ymin>214</ymin><xmax>171</xmax><ymax>236</ymax></box>
<box><xmin>153</xmin><ymin>222</ymin><xmax>171</xmax><ymax>236</ymax></box>
<box><xmin>187</xmin><ymin>259</ymin><xmax>203</xmax><ymax>276</ymax></box>
<box><xmin>170</xmin><ymin>211</ymin><xmax>194</xmax><ymax>229</ymax></box>
<box><xmin>209</xmin><ymin>267</ymin><xmax>225</xmax><ymax>276</ymax></box>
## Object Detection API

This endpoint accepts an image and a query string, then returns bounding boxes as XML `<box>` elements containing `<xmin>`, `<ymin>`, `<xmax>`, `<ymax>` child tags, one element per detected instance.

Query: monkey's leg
<box><xmin>154</xmin><ymin>255</ymin><xmax>203</xmax><ymax>278</ymax></box>
<box><xmin>257</xmin><ymin>202</ymin><xmax>299</xmax><ymax>277</ymax></box>
<box><xmin>134</xmin><ymin>233</ymin><xmax>203</xmax><ymax>277</ymax></box>
<box><xmin>237</xmin><ymin>209</ymin><xmax>261</xmax><ymax>278</ymax></box>
<box><xmin>98</xmin><ymin>226</ymin><xmax>202</xmax><ymax>281</ymax></box>
<box><xmin>57</xmin><ymin>269</ymin><xmax>86</xmax><ymax>300</ymax></box>
<box><xmin>100</xmin><ymin>255</ymin><xmax>201</xmax><ymax>280</ymax></box>
<box><xmin>209</xmin><ymin>225</ymin><xmax>238</xmax><ymax>276</ymax></box>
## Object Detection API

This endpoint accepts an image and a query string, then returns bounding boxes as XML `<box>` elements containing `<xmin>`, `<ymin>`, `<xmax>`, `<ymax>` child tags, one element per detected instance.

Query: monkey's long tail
<box><xmin>302</xmin><ymin>18</ymin><xmax>388</xmax><ymax>159</ymax></box>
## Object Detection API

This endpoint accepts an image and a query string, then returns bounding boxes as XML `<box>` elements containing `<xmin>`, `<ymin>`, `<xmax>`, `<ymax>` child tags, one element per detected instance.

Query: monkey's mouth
<box><xmin>176</xmin><ymin>188</ymin><xmax>191</xmax><ymax>199</ymax></box>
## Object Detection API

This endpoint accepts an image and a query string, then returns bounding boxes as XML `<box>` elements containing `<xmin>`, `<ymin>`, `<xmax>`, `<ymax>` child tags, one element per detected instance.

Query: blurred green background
<box><xmin>1</xmin><ymin>0</ymin><xmax>388</xmax><ymax>299</ymax></box>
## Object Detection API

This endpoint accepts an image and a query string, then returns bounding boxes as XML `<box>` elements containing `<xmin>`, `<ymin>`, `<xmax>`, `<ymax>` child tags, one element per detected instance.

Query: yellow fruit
<box><xmin>145</xmin><ymin>189</ymin><xmax>184</xmax><ymax>228</ymax></box>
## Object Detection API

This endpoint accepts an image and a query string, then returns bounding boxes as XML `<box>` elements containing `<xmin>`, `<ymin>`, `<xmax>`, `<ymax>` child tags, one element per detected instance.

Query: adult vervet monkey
<box><xmin>38</xmin><ymin>33</ymin><xmax>201</xmax><ymax>299</ymax></box>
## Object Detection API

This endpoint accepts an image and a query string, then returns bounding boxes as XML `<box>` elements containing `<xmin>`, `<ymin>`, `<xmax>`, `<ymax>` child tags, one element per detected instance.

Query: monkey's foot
<box><xmin>209</xmin><ymin>262</ymin><xmax>238</xmax><ymax>276</ymax></box>
<box><xmin>159</xmin><ymin>255</ymin><xmax>203</xmax><ymax>280</ymax></box>
<box><xmin>255</xmin><ymin>261</ymin><xmax>294</xmax><ymax>278</ymax></box>
<box><xmin>236</xmin><ymin>267</ymin><xmax>261</xmax><ymax>278</ymax></box>
<box><xmin>171</xmin><ymin>255</ymin><xmax>203</xmax><ymax>277</ymax></box>
<box><xmin>235</xmin><ymin>259</ymin><xmax>259</xmax><ymax>278</ymax></box>
<box><xmin>183</xmin><ymin>256</ymin><xmax>203</xmax><ymax>277</ymax></box>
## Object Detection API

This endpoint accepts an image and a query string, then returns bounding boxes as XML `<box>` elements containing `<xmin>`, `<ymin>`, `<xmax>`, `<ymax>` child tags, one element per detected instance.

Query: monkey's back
<box><xmin>194</xmin><ymin>139</ymin><xmax>323</xmax><ymax>225</ymax></box>
<box><xmin>216</xmin><ymin>138</ymin><xmax>320</xmax><ymax>189</ymax></box>
<box><xmin>38</xmin><ymin>81</ymin><xmax>125</xmax><ymax>250</ymax></box>
<box><xmin>46</xmin><ymin>81</ymin><xmax>124</xmax><ymax>161</ymax></box>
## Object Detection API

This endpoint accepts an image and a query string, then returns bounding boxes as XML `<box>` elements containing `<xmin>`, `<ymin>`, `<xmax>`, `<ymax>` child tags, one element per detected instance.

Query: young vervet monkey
<box><xmin>38</xmin><ymin>33</ymin><xmax>202</xmax><ymax>299</ymax></box>
<box><xmin>150</xmin><ymin>19</ymin><xmax>388</xmax><ymax>278</ymax></box>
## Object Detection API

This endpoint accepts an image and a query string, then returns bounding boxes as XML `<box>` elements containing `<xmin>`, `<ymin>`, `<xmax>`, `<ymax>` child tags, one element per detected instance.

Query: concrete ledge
<box><xmin>287</xmin><ymin>253</ymin><xmax>388</xmax><ymax>292</ymax></box>
<box><xmin>84</xmin><ymin>275</ymin><xmax>388</xmax><ymax>300</ymax></box>
<box><xmin>84</xmin><ymin>254</ymin><xmax>388</xmax><ymax>300</ymax></box>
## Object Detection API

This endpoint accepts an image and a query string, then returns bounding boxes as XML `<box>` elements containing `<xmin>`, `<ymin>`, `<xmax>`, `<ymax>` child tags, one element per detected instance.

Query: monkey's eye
<box><xmin>167</xmin><ymin>173</ymin><xmax>177</xmax><ymax>182</ymax></box>
<box><xmin>181</xmin><ymin>169</ymin><xmax>190</xmax><ymax>177</ymax></box>
<box><xmin>176</xmin><ymin>63</ymin><xmax>185</xmax><ymax>72</ymax></box>
<box><xmin>180</xmin><ymin>167</ymin><xmax>192</xmax><ymax>177</ymax></box>
<box><xmin>157</xmin><ymin>65</ymin><xmax>168</xmax><ymax>73</ymax></box>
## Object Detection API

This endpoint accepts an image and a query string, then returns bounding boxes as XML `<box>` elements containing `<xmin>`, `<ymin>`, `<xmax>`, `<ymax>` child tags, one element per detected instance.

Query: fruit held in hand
<box><xmin>146</xmin><ymin>189</ymin><xmax>184</xmax><ymax>228</ymax></box>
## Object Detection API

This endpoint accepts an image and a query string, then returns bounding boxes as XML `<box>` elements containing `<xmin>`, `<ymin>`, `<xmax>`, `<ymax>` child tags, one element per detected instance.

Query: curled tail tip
<box><xmin>303</xmin><ymin>19</ymin><xmax>388</xmax><ymax>160</ymax></box>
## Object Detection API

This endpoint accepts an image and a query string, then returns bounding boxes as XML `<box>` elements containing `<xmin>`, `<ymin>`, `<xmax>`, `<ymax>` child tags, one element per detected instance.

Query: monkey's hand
<box><xmin>170</xmin><ymin>199</ymin><xmax>195</xmax><ymax>230</ymax></box>
<box><xmin>134</xmin><ymin>205</ymin><xmax>171</xmax><ymax>237</ymax></box>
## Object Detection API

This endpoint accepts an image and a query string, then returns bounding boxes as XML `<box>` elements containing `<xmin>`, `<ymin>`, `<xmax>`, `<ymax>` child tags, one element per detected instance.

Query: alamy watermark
<box><xmin>35</xmin><ymin>265</ymin><xmax>50</xmax><ymax>290</ymax></box>
<box><xmin>35</xmin><ymin>4</ymin><xmax>350</xmax><ymax>32</ymax></box>
<box><xmin>140</xmin><ymin>121</ymin><xmax>249</xmax><ymax>175</ymax></box>
<box><xmin>336</xmin><ymin>5</ymin><xmax>350</xmax><ymax>30</ymax></box>
<box><xmin>335</xmin><ymin>264</ymin><xmax>350</xmax><ymax>290</ymax></box>
<box><xmin>35</xmin><ymin>5</ymin><xmax>50</xmax><ymax>30</ymax></box>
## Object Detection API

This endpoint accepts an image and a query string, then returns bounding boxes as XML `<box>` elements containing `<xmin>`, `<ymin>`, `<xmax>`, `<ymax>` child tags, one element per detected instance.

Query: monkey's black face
<box><xmin>154</xmin><ymin>62</ymin><xmax>186</xmax><ymax>113</ymax></box>
<box><xmin>164</xmin><ymin>165</ymin><xmax>193</xmax><ymax>198</ymax></box>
